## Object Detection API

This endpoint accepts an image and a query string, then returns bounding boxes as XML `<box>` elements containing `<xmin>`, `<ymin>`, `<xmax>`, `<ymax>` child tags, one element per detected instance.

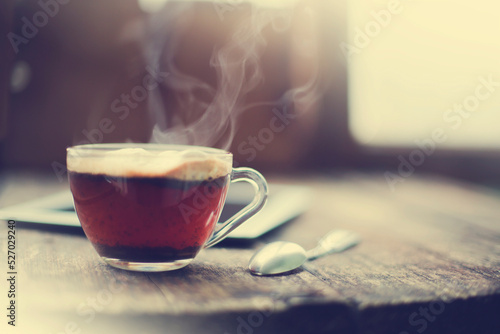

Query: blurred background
<box><xmin>1</xmin><ymin>0</ymin><xmax>499</xmax><ymax>185</ymax></box>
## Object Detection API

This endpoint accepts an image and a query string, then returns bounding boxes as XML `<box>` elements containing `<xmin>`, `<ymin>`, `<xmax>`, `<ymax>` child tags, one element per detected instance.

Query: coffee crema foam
<box><xmin>67</xmin><ymin>148</ymin><xmax>232</xmax><ymax>181</ymax></box>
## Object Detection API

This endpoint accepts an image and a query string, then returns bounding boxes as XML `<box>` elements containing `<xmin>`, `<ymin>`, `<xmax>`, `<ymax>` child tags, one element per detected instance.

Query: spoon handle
<box><xmin>305</xmin><ymin>229</ymin><xmax>361</xmax><ymax>261</ymax></box>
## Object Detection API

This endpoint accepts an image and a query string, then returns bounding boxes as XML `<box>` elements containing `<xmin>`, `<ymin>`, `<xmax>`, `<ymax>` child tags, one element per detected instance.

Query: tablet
<box><xmin>0</xmin><ymin>183</ymin><xmax>311</xmax><ymax>239</ymax></box>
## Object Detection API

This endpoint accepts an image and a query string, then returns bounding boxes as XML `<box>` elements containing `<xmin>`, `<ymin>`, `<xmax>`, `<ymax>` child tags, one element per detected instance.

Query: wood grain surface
<box><xmin>0</xmin><ymin>171</ymin><xmax>499</xmax><ymax>334</ymax></box>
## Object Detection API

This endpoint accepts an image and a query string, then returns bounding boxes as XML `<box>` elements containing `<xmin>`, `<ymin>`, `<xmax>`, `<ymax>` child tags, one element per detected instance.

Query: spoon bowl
<box><xmin>248</xmin><ymin>229</ymin><xmax>361</xmax><ymax>276</ymax></box>
<box><xmin>248</xmin><ymin>241</ymin><xmax>306</xmax><ymax>276</ymax></box>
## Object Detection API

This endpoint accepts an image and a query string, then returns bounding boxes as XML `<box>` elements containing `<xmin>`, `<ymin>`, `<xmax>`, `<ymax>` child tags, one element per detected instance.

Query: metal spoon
<box><xmin>248</xmin><ymin>229</ymin><xmax>361</xmax><ymax>276</ymax></box>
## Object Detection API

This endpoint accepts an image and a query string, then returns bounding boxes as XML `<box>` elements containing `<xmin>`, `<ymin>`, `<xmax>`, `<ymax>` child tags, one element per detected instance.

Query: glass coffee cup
<box><xmin>67</xmin><ymin>143</ymin><xmax>267</xmax><ymax>272</ymax></box>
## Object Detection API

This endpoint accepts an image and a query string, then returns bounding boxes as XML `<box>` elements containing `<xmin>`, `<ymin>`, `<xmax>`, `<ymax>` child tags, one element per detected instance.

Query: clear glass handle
<box><xmin>204</xmin><ymin>167</ymin><xmax>268</xmax><ymax>248</ymax></box>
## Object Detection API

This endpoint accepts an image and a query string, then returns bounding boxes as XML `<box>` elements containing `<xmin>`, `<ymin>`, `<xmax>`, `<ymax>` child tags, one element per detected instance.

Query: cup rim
<box><xmin>67</xmin><ymin>143</ymin><xmax>232</xmax><ymax>157</ymax></box>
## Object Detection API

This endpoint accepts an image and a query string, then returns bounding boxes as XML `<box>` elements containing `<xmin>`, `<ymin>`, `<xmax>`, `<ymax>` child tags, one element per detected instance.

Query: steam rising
<box><xmin>146</xmin><ymin>1</ymin><xmax>319</xmax><ymax>150</ymax></box>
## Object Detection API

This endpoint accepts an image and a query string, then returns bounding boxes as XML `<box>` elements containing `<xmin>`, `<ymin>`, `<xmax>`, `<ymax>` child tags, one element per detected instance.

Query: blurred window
<box><xmin>347</xmin><ymin>0</ymin><xmax>500</xmax><ymax>149</ymax></box>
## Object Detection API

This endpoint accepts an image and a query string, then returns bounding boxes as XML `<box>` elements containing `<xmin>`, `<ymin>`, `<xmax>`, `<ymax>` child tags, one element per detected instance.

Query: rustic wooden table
<box><xmin>1</xmin><ymin>171</ymin><xmax>499</xmax><ymax>334</ymax></box>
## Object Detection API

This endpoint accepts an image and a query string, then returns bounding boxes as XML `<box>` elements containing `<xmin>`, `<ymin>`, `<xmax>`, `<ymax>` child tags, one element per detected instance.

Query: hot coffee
<box><xmin>68</xmin><ymin>147</ymin><xmax>232</xmax><ymax>268</ymax></box>
<box><xmin>67</xmin><ymin>144</ymin><xmax>267</xmax><ymax>272</ymax></box>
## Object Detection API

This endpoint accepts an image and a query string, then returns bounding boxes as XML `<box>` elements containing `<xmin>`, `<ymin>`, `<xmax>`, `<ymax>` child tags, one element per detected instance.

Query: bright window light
<box><xmin>347</xmin><ymin>0</ymin><xmax>500</xmax><ymax>148</ymax></box>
